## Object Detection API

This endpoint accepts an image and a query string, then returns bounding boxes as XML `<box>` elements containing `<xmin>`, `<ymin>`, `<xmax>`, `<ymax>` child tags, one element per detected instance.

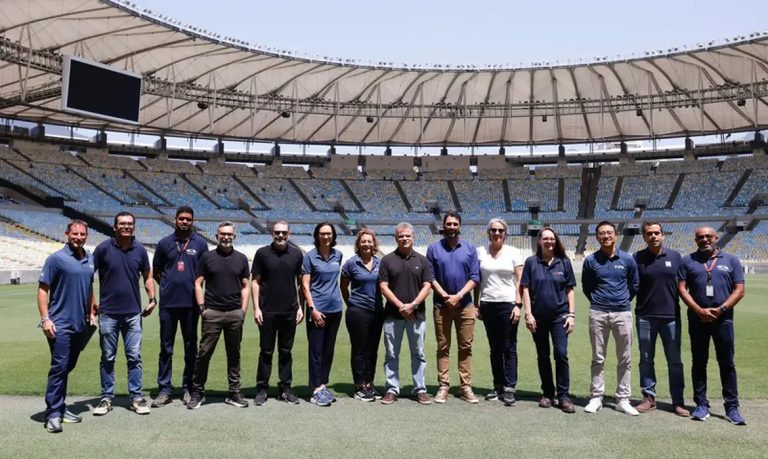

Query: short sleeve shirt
<box><xmin>634</xmin><ymin>247</ymin><xmax>681</xmax><ymax>319</ymax></box>
<box><xmin>341</xmin><ymin>255</ymin><xmax>382</xmax><ymax>312</ymax></box>
<box><xmin>196</xmin><ymin>248</ymin><xmax>250</xmax><ymax>311</ymax></box>
<box><xmin>39</xmin><ymin>244</ymin><xmax>94</xmax><ymax>332</ymax></box>
<box><xmin>679</xmin><ymin>249</ymin><xmax>744</xmax><ymax>321</ymax></box>
<box><xmin>378</xmin><ymin>249</ymin><xmax>434</xmax><ymax>320</ymax></box>
<box><xmin>153</xmin><ymin>232</ymin><xmax>209</xmax><ymax>308</ymax></box>
<box><xmin>477</xmin><ymin>245</ymin><xmax>524</xmax><ymax>303</ymax></box>
<box><xmin>93</xmin><ymin>238</ymin><xmax>150</xmax><ymax>315</ymax></box>
<box><xmin>252</xmin><ymin>243</ymin><xmax>303</xmax><ymax>315</ymax></box>
<box><xmin>520</xmin><ymin>255</ymin><xmax>576</xmax><ymax>320</ymax></box>
<box><xmin>301</xmin><ymin>248</ymin><xmax>343</xmax><ymax>314</ymax></box>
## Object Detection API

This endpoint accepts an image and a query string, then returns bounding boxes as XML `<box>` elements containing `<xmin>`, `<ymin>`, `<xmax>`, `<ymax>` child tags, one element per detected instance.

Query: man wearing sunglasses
<box><xmin>251</xmin><ymin>221</ymin><xmax>304</xmax><ymax>406</ymax></box>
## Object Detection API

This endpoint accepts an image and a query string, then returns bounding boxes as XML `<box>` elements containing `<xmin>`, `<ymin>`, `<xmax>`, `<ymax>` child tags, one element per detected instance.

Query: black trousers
<box><xmin>191</xmin><ymin>308</ymin><xmax>244</xmax><ymax>395</ymax></box>
<box><xmin>257</xmin><ymin>314</ymin><xmax>297</xmax><ymax>391</ymax></box>
<box><xmin>345</xmin><ymin>307</ymin><xmax>384</xmax><ymax>386</ymax></box>
<box><xmin>306</xmin><ymin>311</ymin><xmax>342</xmax><ymax>388</ymax></box>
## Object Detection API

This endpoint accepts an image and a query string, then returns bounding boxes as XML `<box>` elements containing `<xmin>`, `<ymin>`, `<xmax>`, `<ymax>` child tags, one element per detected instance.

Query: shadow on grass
<box><xmin>29</xmin><ymin>397</ymin><xmax>103</xmax><ymax>423</ymax></box>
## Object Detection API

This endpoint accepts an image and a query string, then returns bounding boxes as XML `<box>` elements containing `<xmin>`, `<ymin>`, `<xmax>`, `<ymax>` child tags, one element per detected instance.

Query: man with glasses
<box><xmin>251</xmin><ymin>221</ymin><xmax>304</xmax><ymax>405</ymax></box>
<box><xmin>582</xmin><ymin>221</ymin><xmax>639</xmax><ymax>415</ymax></box>
<box><xmin>187</xmin><ymin>221</ymin><xmax>250</xmax><ymax>410</ymax></box>
<box><xmin>151</xmin><ymin>206</ymin><xmax>208</xmax><ymax>407</ymax></box>
<box><xmin>92</xmin><ymin>212</ymin><xmax>156</xmax><ymax>416</ymax></box>
<box><xmin>678</xmin><ymin>227</ymin><xmax>746</xmax><ymax>425</ymax></box>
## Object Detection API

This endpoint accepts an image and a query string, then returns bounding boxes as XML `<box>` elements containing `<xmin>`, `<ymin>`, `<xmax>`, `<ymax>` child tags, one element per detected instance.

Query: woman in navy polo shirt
<box><xmin>340</xmin><ymin>228</ymin><xmax>383</xmax><ymax>402</ymax></box>
<box><xmin>521</xmin><ymin>227</ymin><xmax>577</xmax><ymax>413</ymax></box>
<box><xmin>475</xmin><ymin>218</ymin><xmax>524</xmax><ymax>406</ymax></box>
<box><xmin>301</xmin><ymin>222</ymin><xmax>343</xmax><ymax>406</ymax></box>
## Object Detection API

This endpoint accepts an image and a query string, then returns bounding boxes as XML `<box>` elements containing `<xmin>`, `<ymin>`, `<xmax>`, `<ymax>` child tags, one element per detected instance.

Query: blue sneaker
<box><xmin>311</xmin><ymin>390</ymin><xmax>332</xmax><ymax>407</ymax></box>
<box><xmin>726</xmin><ymin>407</ymin><xmax>746</xmax><ymax>426</ymax></box>
<box><xmin>691</xmin><ymin>405</ymin><xmax>710</xmax><ymax>421</ymax></box>
<box><xmin>323</xmin><ymin>387</ymin><xmax>337</xmax><ymax>403</ymax></box>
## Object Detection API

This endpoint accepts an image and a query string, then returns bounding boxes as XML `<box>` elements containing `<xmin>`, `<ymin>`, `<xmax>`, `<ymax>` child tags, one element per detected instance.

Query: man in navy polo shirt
<box><xmin>151</xmin><ymin>206</ymin><xmax>208</xmax><ymax>408</ymax></box>
<box><xmin>38</xmin><ymin>220</ymin><xmax>95</xmax><ymax>433</ymax></box>
<box><xmin>92</xmin><ymin>211</ymin><xmax>156</xmax><ymax>416</ymax></box>
<box><xmin>427</xmin><ymin>211</ymin><xmax>481</xmax><ymax>404</ymax></box>
<box><xmin>251</xmin><ymin>221</ymin><xmax>304</xmax><ymax>406</ymax></box>
<box><xmin>678</xmin><ymin>226</ymin><xmax>746</xmax><ymax>425</ymax></box>
<box><xmin>582</xmin><ymin>220</ymin><xmax>639</xmax><ymax>416</ymax></box>
<box><xmin>633</xmin><ymin>222</ymin><xmax>689</xmax><ymax>417</ymax></box>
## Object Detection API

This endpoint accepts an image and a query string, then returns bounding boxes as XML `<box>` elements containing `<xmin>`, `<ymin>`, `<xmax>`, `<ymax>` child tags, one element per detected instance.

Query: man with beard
<box><xmin>187</xmin><ymin>221</ymin><xmax>250</xmax><ymax>410</ymax></box>
<box><xmin>426</xmin><ymin>211</ymin><xmax>481</xmax><ymax>404</ymax></box>
<box><xmin>151</xmin><ymin>206</ymin><xmax>208</xmax><ymax>407</ymax></box>
<box><xmin>38</xmin><ymin>220</ymin><xmax>95</xmax><ymax>433</ymax></box>
<box><xmin>678</xmin><ymin>226</ymin><xmax>746</xmax><ymax>425</ymax></box>
<box><xmin>251</xmin><ymin>221</ymin><xmax>304</xmax><ymax>406</ymax></box>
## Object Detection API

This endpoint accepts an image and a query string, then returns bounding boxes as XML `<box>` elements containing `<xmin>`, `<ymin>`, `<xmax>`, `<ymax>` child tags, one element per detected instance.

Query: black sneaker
<box><xmin>280</xmin><ymin>388</ymin><xmax>300</xmax><ymax>405</ymax></box>
<box><xmin>62</xmin><ymin>410</ymin><xmax>82</xmax><ymax>423</ymax></box>
<box><xmin>151</xmin><ymin>393</ymin><xmax>172</xmax><ymax>408</ymax></box>
<box><xmin>254</xmin><ymin>389</ymin><xmax>268</xmax><ymax>406</ymax></box>
<box><xmin>501</xmin><ymin>391</ymin><xmax>517</xmax><ymax>406</ymax></box>
<box><xmin>45</xmin><ymin>417</ymin><xmax>62</xmax><ymax>433</ymax></box>
<box><xmin>182</xmin><ymin>391</ymin><xmax>191</xmax><ymax>406</ymax></box>
<box><xmin>354</xmin><ymin>387</ymin><xmax>375</xmax><ymax>402</ymax></box>
<box><xmin>225</xmin><ymin>392</ymin><xmax>249</xmax><ymax>408</ymax></box>
<box><xmin>370</xmin><ymin>386</ymin><xmax>383</xmax><ymax>400</ymax></box>
<box><xmin>485</xmin><ymin>389</ymin><xmax>499</xmax><ymax>401</ymax></box>
<box><xmin>186</xmin><ymin>393</ymin><xmax>205</xmax><ymax>410</ymax></box>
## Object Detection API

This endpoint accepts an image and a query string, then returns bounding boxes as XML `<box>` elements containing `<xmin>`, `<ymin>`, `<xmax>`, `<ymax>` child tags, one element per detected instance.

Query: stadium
<box><xmin>1</xmin><ymin>1</ymin><xmax>767</xmax><ymax>457</ymax></box>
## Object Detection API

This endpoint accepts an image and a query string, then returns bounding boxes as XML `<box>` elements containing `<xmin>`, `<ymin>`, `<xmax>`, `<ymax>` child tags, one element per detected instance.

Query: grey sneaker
<box><xmin>225</xmin><ymin>392</ymin><xmax>249</xmax><ymax>408</ymax></box>
<box><xmin>45</xmin><ymin>417</ymin><xmax>62</xmax><ymax>433</ymax></box>
<box><xmin>280</xmin><ymin>388</ymin><xmax>300</xmax><ymax>405</ymax></box>
<box><xmin>485</xmin><ymin>389</ymin><xmax>499</xmax><ymax>401</ymax></box>
<box><xmin>254</xmin><ymin>389</ymin><xmax>268</xmax><ymax>406</ymax></box>
<box><xmin>130</xmin><ymin>397</ymin><xmax>151</xmax><ymax>415</ymax></box>
<box><xmin>62</xmin><ymin>410</ymin><xmax>82</xmax><ymax>423</ymax></box>
<box><xmin>186</xmin><ymin>393</ymin><xmax>205</xmax><ymax>410</ymax></box>
<box><xmin>151</xmin><ymin>393</ymin><xmax>172</xmax><ymax>408</ymax></box>
<box><xmin>93</xmin><ymin>398</ymin><xmax>113</xmax><ymax>416</ymax></box>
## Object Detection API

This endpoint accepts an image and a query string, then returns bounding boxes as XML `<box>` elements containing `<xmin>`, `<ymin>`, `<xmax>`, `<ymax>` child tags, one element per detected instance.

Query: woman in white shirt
<box><xmin>474</xmin><ymin>218</ymin><xmax>524</xmax><ymax>406</ymax></box>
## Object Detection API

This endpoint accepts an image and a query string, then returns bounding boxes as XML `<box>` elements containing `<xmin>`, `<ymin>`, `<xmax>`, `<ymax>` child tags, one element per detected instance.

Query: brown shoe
<box><xmin>538</xmin><ymin>396</ymin><xmax>553</xmax><ymax>408</ymax></box>
<box><xmin>674</xmin><ymin>404</ymin><xmax>691</xmax><ymax>417</ymax></box>
<box><xmin>434</xmin><ymin>386</ymin><xmax>449</xmax><ymax>404</ymax></box>
<box><xmin>559</xmin><ymin>397</ymin><xmax>576</xmax><ymax>413</ymax></box>
<box><xmin>460</xmin><ymin>388</ymin><xmax>479</xmax><ymax>404</ymax></box>
<box><xmin>416</xmin><ymin>392</ymin><xmax>432</xmax><ymax>405</ymax></box>
<box><xmin>381</xmin><ymin>392</ymin><xmax>397</xmax><ymax>405</ymax></box>
<box><xmin>636</xmin><ymin>396</ymin><xmax>656</xmax><ymax>413</ymax></box>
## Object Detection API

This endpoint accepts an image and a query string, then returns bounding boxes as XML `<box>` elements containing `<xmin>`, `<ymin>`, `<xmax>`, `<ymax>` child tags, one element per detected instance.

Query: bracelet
<box><xmin>565</xmin><ymin>313</ymin><xmax>575</xmax><ymax>319</ymax></box>
<box><xmin>38</xmin><ymin>317</ymin><xmax>50</xmax><ymax>328</ymax></box>
<box><xmin>148</xmin><ymin>297</ymin><xmax>157</xmax><ymax>304</ymax></box>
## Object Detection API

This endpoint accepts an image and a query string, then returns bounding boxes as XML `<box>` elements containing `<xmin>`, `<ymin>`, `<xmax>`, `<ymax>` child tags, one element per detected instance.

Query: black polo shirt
<box><xmin>378</xmin><ymin>248</ymin><xmax>433</xmax><ymax>321</ymax></box>
<box><xmin>196</xmin><ymin>247</ymin><xmax>250</xmax><ymax>311</ymax></box>
<box><xmin>634</xmin><ymin>247</ymin><xmax>681</xmax><ymax>320</ymax></box>
<box><xmin>251</xmin><ymin>243</ymin><xmax>303</xmax><ymax>316</ymax></box>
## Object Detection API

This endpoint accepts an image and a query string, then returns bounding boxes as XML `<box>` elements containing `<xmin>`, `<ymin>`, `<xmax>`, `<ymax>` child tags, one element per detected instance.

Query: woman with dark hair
<box><xmin>301</xmin><ymin>222</ymin><xmax>343</xmax><ymax>406</ymax></box>
<box><xmin>474</xmin><ymin>218</ymin><xmax>524</xmax><ymax>406</ymax></box>
<box><xmin>340</xmin><ymin>228</ymin><xmax>383</xmax><ymax>402</ymax></box>
<box><xmin>521</xmin><ymin>227</ymin><xmax>577</xmax><ymax>413</ymax></box>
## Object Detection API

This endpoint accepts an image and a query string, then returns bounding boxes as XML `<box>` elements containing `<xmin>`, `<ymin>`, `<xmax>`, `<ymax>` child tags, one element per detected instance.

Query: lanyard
<box><xmin>176</xmin><ymin>238</ymin><xmax>190</xmax><ymax>260</ymax></box>
<box><xmin>703</xmin><ymin>256</ymin><xmax>718</xmax><ymax>283</ymax></box>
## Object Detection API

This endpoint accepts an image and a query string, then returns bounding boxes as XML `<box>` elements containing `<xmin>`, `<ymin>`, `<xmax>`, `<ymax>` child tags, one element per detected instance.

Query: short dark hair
<box><xmin>113</xmin><ymin>211</ymin><xmax>135</xmax><ymax>227</ymax></box>
<box><xmin>443</xmin><ymin>211</ymin><xmax>462</xmax><ymax>226</ymax></box>
<box><xmin>313</xmin><ymin>222</ymin><xmax>337</xmax><ymax>248</ymax></box>
<box><xmin>66</xmin><ymin>219</ymin><xmax>89</xmax><ymax>234</ymax></box>
<box><xmin>176</xmin><ymin>206</ymin><xmax>194</xmax><ymax>218</ymax></box>
<box><xmin>595</xmin><ymin>220</ymin><xmax>616</xmax><ymax>235</ymax></box>
<box><xmin>642</xmin><ymin>221</ymin><xmax>663</xmax><ymax>234</ymax></box>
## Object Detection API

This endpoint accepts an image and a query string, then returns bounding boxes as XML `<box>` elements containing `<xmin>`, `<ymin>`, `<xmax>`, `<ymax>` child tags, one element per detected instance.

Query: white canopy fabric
<box><xmin>1</xmin><ymin>0</ymin><xmax>767</xmax><ymax>146</ymax></box>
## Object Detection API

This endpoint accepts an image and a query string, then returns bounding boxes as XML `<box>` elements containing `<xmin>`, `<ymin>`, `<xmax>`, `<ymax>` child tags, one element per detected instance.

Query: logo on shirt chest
<box><xmin>186</xmin><ymin>249</ymin><xmax>198</xmax><ymax>255</ymax></box>
<box><xmin>614</xmin><ymin>264</ymin><xmax>626</xmax><ymax>271</ymax></box>
<box><xmin>716</xmin><ymin>265</ymin><xmax>730</xmax><ymax>273</ymax></box>
<box><xmin>665</xmin><ymin>261</ymin><xmax>672</xmax><ymax>268</ymax></box>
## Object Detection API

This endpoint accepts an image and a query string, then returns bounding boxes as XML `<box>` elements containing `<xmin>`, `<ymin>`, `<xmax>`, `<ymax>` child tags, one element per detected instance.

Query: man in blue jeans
<box><xmin>678</xmin><ymin>226</ymin><xmax>746</xmax><ymax>425</ymax></box>
<box><xmin>38</xmin><ymin>220</ymin><xmax>95</xmax><ymax>433</ymax></box>
<box><xmin>633</xmin><ymin>222</ymin><xmax>689</xmax><ymax>417</ymax></box>
<box><xmin>92</xmin><ymin>212</ymin><xmax>156</xmax><ymax>416</ymax></box>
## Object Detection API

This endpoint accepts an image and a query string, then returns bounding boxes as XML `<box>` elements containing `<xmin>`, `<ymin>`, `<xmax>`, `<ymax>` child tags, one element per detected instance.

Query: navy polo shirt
<box><xmin>679</xmin><ymin>249</ymin><xmax>744</xmax><ymax>321</ymax></box>
<box><xmin>582</xmin><ymin>249</ymin><xmax>639</xmax><ymax>313</ymax></box>
<box><xmin>302</xmin><ymin>248</ymin><xmax>343</xmax><ymax>314</ymax></box>
<box><xmin>153</xmin><ymin>231</ymin><xmax>208</xmax><ymax>308</ymax></box>
<box><xmin>39</xmin><ymin>244</ymin><xmax>95</xmax><ymax>332</ymax></box>
<box><xmin>634</xmin><ymin>247</ymin><xmax>681</xmax><ymax>319</ymax></box>
<box><xmin>426</xmin><ymin>238</ymin><xmax>480</xmax><ymax>308</ymax></box>
<box><xmin>94</xmin><ymin>238</ymin><xmax>150</xmax><ymax>315</ymax></box>
<box><xmin>520</xmin><ymin>255</ymin><xmax>576</xmax><ymax>320</ymax></box>
<box><xmin>341</xmin><ymin>255</ymin><xmax>383</xmax><ymax>312</ymax></box>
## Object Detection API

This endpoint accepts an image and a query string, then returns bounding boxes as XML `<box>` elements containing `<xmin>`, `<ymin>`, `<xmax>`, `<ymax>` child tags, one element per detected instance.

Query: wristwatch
<box><xmin>719</xmin><ymin>305</ymin><xmax>727</xmax><ymax>313</ymax></box>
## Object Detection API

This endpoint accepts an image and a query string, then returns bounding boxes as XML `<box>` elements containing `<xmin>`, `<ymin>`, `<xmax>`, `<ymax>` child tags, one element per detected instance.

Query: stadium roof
<box><xmin>1</xmin><ymin>0</ymin><xmax>768</xmax><ymax>146</ymax></box>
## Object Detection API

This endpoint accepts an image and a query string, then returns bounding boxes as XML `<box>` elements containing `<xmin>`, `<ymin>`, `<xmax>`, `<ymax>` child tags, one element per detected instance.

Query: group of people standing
<box><xmin>36</xmin><ymin>208</ymin><xmax>747</xmax><ymax>433</ymax></box>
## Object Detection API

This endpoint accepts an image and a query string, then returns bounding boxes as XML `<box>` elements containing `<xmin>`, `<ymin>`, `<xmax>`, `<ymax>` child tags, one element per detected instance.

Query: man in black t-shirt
<box><xmin>251</xmin><ymin>221</ymin><xmax>304</xmax><ymax>406</ymax></box>
<box><xmin>187</xmin><ymin>221</ymin><xmax>250</xmax><ymax>410</ymax></box>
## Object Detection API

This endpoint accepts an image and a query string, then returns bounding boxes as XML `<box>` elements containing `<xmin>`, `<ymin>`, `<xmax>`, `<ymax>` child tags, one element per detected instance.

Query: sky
<box><xmin>139</xmin><ymin>0</ymin><xmax>768</xmax><ymax>67</ymax></box>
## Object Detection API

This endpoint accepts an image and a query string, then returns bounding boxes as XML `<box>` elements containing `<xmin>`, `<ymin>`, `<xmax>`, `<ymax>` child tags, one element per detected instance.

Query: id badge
<box><xmin>705</xmin><ymin>285</ymin><xmax>714</xmax><ymax>297</ymax></box>
<box><xmin>177</xmin><ymin>261</ymin><xmax>185</xmax><ymax>272</ymax></box>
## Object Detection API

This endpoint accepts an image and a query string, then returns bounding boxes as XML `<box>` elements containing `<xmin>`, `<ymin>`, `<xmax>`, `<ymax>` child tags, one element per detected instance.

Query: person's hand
<box><xmin>254</xmin><ymin>308</ymin><xmax>264</xmax><ymax>326</ymax></box>
<box><xmin>399</xmin><ymin>302</ymin><xmax>415</xmax><ymax>320</ymax></box>
<box><xmin>444</xmin><ymin>294</ymin><xmax>461</xmax><ymax>309</ymax></box>
<box><xmin>89</xmin><ymin>312</ymin><xmax>98</xmax><ymax>327</ymax></box>
<box><xmin>525</xmin><ymin>313</ymin><xmax>537</xmax><ymax>333</ymax></box>
<box><xmin>475</xmin><ymin>307</ymin><xmax>482</xmax><ymax>320</ymax></box>
<box><xmin>41</xmin><ymin>318</ymin><xmax>56</xmax><ymax>339</ymax></box>
<box><xmin>695</xmin><ymin>307</ymin><xmax>717</xmax><ymax>323</ymax></box>
<box><xmin>564</xmin><ymin>316</ymin><xmax>575</xmax><ymax>334</ymax></box>
<box><xmin>510</xmin><ymin>305</ymin><xmax>521</xmax><ymax>324</ymax></box>
<box><xmin>141</xmin><ymin>302</ymin><xmax>155</xmax><ymax>317</ymax></box>
<box><xmin>295</xmin><ymin>307</ymin><xmax>304</xmax><ymax>325</ymax></box>
<box><xmin>311</xmin><ymin>309</ymin><xmax>326</xmax><ymax>327</ymax></box>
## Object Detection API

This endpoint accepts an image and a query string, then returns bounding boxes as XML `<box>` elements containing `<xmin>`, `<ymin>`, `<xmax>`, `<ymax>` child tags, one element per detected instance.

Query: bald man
<box><xmin>678</xmin><ymin>227</ymin><xmax>746</xmax><ymax>425</ymax></box>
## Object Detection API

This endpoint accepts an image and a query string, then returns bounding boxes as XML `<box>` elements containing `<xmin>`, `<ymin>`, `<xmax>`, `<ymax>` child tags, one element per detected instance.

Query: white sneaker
<box><xmin>584</xmin><ymin>397</ymin><xmax>602</xmax><ymax>413</ymax></box>
<box><xmin>616</xmin><ymin>400</ymin><xmax>639</xmax><ymax>416</ymax></box>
